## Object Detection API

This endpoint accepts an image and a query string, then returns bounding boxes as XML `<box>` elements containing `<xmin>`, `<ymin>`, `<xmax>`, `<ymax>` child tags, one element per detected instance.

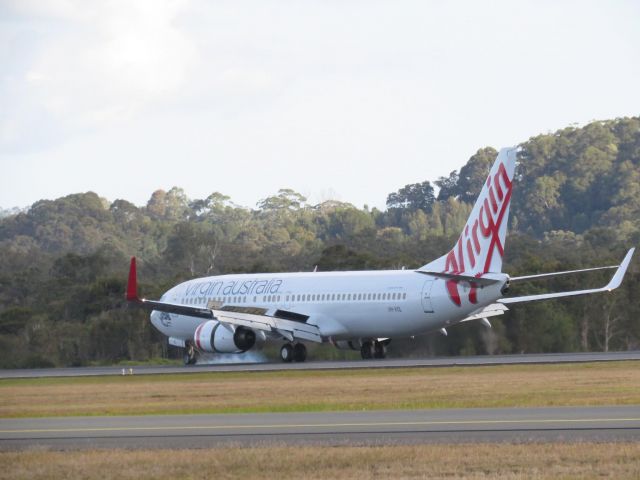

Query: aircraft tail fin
<box><xmin>421</xmin><ymin>147</ymin><xmax>517</xmax><ymax>274</ymax></box>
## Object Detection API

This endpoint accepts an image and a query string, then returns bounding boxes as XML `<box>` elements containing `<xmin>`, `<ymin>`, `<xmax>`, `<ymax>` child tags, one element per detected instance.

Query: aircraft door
<box><xmin>421</xmin><ymin>280</ymin><xmax>434</xmax><ymax>313</ymax></box>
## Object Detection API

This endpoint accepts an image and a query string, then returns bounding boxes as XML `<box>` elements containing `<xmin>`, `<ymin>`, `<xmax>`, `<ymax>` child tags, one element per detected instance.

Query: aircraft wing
<box><xmin>499</xmin><ymin>248</ymin><xmax>634</xmax><ymax>304</ymax></box>
<box><xmin>211</xmin><ymin>309</ymin><xmax>322</xmax><ymax>343</ymax></box>
<box><xmin>126</xmin><ymin>257</ymin><xmax>322</xmax><ymax>343</ymax></box>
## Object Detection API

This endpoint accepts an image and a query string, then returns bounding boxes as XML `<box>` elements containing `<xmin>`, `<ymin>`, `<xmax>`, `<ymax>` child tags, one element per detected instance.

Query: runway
<box><xmin>1</xmin><ymin>406</ymin><xmax>639</xmax><ymax>449</ymax></box>
<box><xmin>2</xmin><ymin>351</ymin><xmax>640</xmax><ymax>379</ymax></box>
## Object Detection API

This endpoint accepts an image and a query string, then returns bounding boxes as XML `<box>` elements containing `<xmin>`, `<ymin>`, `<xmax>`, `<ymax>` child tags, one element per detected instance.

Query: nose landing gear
<box><xmin>183</xmin><ymin>342</ymin><xmax>198</xmax><ymax>365</ymax></box>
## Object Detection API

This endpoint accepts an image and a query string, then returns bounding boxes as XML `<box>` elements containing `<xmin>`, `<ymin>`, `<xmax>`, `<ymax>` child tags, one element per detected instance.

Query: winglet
<box><xmin>126</xmin><ymin>257</ymin><xmax>140</xmax><ymax>302</ymax></box>
<box><xmin>605</xmin><ymin>247</ymin><xmax>635</xmax><ymax>291</ymax></box>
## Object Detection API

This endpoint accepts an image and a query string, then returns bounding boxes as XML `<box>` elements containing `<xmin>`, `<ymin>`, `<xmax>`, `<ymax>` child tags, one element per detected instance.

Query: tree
<box><xmin>435</xmin><ymin>171</ymin><xmax>459</xmax><ymax>201</ymax></box>
<box><xmin>386</xmin><ymin>181</ymin><xmax>435</xmax><ymax>212</ymax></box>
<box><xmin>146</xmin><ymin>187</ymin><xmax>190</xmax><ymax>221</ymax></box>
<box><xmin>257</xmin><ymin>189</ymin><xmax>307</xmax><ymax>211</ymax></box>
<box><xmin>0</xmin><ymin>116</ymin><xmax>639</xmax><ymax>367</ymax></box>
<box><xmin>457</xmin><ymin>147</ymin><xmax>498</xmax><ymax>204</ymax></box>
<box><xmin>189</xmin><ymin>192</ymin><xmax>233</xmax><ymax>219</ymax></box>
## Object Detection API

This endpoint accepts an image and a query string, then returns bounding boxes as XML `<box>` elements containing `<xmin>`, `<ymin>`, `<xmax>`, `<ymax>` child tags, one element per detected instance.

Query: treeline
<box><xmin>0</xmin><ymin>117</ymin><xmax>638</xmax><ymax>367</ymax></box>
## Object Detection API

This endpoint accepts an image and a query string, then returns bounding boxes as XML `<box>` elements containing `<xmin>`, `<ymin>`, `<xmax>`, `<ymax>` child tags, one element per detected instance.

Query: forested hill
<box><xmin>0</xmin><ymin>116</ymin><xmax>638</xmax><ymax>367</ymax></box>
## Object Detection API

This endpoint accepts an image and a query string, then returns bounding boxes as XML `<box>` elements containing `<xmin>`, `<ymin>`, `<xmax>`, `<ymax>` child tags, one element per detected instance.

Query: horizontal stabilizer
<box><xmin>460</xmin><ymin>303</ymin><xmax>509</xmax><ymax>322</ymax></box>
<box><xmin>500</xmin><ymin>248</ymin><xmax>634</xmax><ymax>304</ymax></box>
<box><xmin>416</xmin><ymin>270</ymin><xmax>501</xmax><ymax>286</ymax></box>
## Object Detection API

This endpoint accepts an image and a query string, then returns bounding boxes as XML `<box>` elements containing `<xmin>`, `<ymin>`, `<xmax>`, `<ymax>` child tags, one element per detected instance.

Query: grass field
<box><xmin>1</xmin><ymin>361</ymin><xmax>638</xmax><ymax>418</ymax></box>
<box><xmin>2</xmin><ymin>442</ymin><xmax>639</xmax><ymax>479</ymax></box>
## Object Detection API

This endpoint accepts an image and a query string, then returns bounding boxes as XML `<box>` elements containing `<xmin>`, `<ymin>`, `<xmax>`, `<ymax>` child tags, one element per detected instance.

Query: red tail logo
<box><xmin>444</xmin><ymin>162</ymin><xmax>513</xmax><ymax>306</ymax></box>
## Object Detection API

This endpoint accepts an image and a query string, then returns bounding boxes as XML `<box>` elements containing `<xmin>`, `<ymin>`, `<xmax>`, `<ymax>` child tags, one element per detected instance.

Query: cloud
<box><xmin>0</xmin><ymin>0</ymin><xmax>198</xmax><ymax>152</ymax></box>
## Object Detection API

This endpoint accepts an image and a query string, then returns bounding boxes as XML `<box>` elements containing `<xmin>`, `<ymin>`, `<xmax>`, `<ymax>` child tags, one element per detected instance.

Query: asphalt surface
<box><xmin>2</xmin><ymin>351</ymin><xmax>640</xmax><ymax>378</ymax></box>
<box><xmin>1</xmin><ymin>406</ymin><xmax>639</xmax><ymax>450</ymax></box>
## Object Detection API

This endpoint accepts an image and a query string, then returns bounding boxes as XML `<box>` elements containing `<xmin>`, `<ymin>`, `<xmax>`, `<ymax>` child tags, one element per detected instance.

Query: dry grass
<box><xmin>1</xmin><ymin>442</ymin><xmax>639</xmax><ymax>479</ymax></box>
<box><xmin>1</xmin><ymin>362</ymin><xmax>639</xmax><ymax>418</ymax></box>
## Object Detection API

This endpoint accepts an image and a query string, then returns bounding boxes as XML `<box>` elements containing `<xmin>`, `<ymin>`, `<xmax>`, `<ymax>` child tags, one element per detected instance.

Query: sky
<box><xmin>1</xmin><ymin>0</ymin><xmax>639</xmax><ymax>210</ymax></box>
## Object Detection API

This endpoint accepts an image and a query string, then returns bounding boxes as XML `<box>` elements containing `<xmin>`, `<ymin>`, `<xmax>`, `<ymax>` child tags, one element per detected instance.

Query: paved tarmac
<box><xmin>1</xmin><ymin>406</ymin><xmax>638</xmax><ymax>449</ymax></box>
<box><xmin>2</xmin><ymin>351</ymin><xmax>639</xmax><ymax>379</ymax></box>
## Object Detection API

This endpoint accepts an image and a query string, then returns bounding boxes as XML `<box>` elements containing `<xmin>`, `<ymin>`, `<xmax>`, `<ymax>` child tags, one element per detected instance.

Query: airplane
<box><xmin>126</xmin><ymin>147</ymin><xmax>635</xmax><ymax>365</ymax></box>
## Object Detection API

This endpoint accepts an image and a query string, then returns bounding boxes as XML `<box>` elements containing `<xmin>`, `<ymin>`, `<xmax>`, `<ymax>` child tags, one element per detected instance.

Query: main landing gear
<box><xmin>183</xmin><ymin>342</ymin><xmax>198</xmax><ymax>365</ymax></box>
<box><xmin>360</xmin><ymin>340</ymin><xmax>386</xmax><ymax>360</ymax></box>
<box><xmin>280</xmin><ymin>343</ymin><xmax>307</xmax><ymax>363</ymax></box>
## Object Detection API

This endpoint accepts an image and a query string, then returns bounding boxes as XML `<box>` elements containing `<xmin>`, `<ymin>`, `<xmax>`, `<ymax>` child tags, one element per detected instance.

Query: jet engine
<box><xmin>193</xmin><ymin>320</ymin><xmax>263</xmax><ymax>353</ymax></box>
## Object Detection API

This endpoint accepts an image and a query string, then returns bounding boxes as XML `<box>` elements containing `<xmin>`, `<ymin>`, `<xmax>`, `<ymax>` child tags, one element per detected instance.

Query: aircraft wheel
<box><xmin>373</xmin><ymin>341</ymin><xmax>386</xmax><ymax>359</ymax></box>
<box><xmin>293</xmin><ymin>343</ymin><xmax>307</xmax><ymax>362</ymax></box>
<box><xmin>360</xmin><ymin>341</ymin><xmax>374</xmax><ymax>360</ymax></box>
<box><xmin>183</xmin><ymin>344</ymin><xmax>197</xmax><ymax>365</ymax></box>
<box><xmin>280</xmin><ymin>343</ymin><xmax>294</xmax><ymax>363</ymax></box>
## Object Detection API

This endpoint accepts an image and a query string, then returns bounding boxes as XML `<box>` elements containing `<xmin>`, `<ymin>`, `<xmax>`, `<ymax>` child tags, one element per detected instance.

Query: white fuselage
<box><xmin>150</xmin><ymin>270</ymin><xmax>507</xmax><ymax>343</ymax></box>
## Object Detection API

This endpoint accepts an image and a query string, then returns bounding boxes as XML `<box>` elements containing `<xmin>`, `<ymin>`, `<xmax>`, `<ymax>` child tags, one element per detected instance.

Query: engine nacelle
<box><xmin>333</xmin><ymin>340</ymin><xmax>360</xmax><ymax>351</ymax></box>
<box><xmin>193</xmin><ymin>320</ymin><xmax>263</xmax><ymax>353</ymax></box>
